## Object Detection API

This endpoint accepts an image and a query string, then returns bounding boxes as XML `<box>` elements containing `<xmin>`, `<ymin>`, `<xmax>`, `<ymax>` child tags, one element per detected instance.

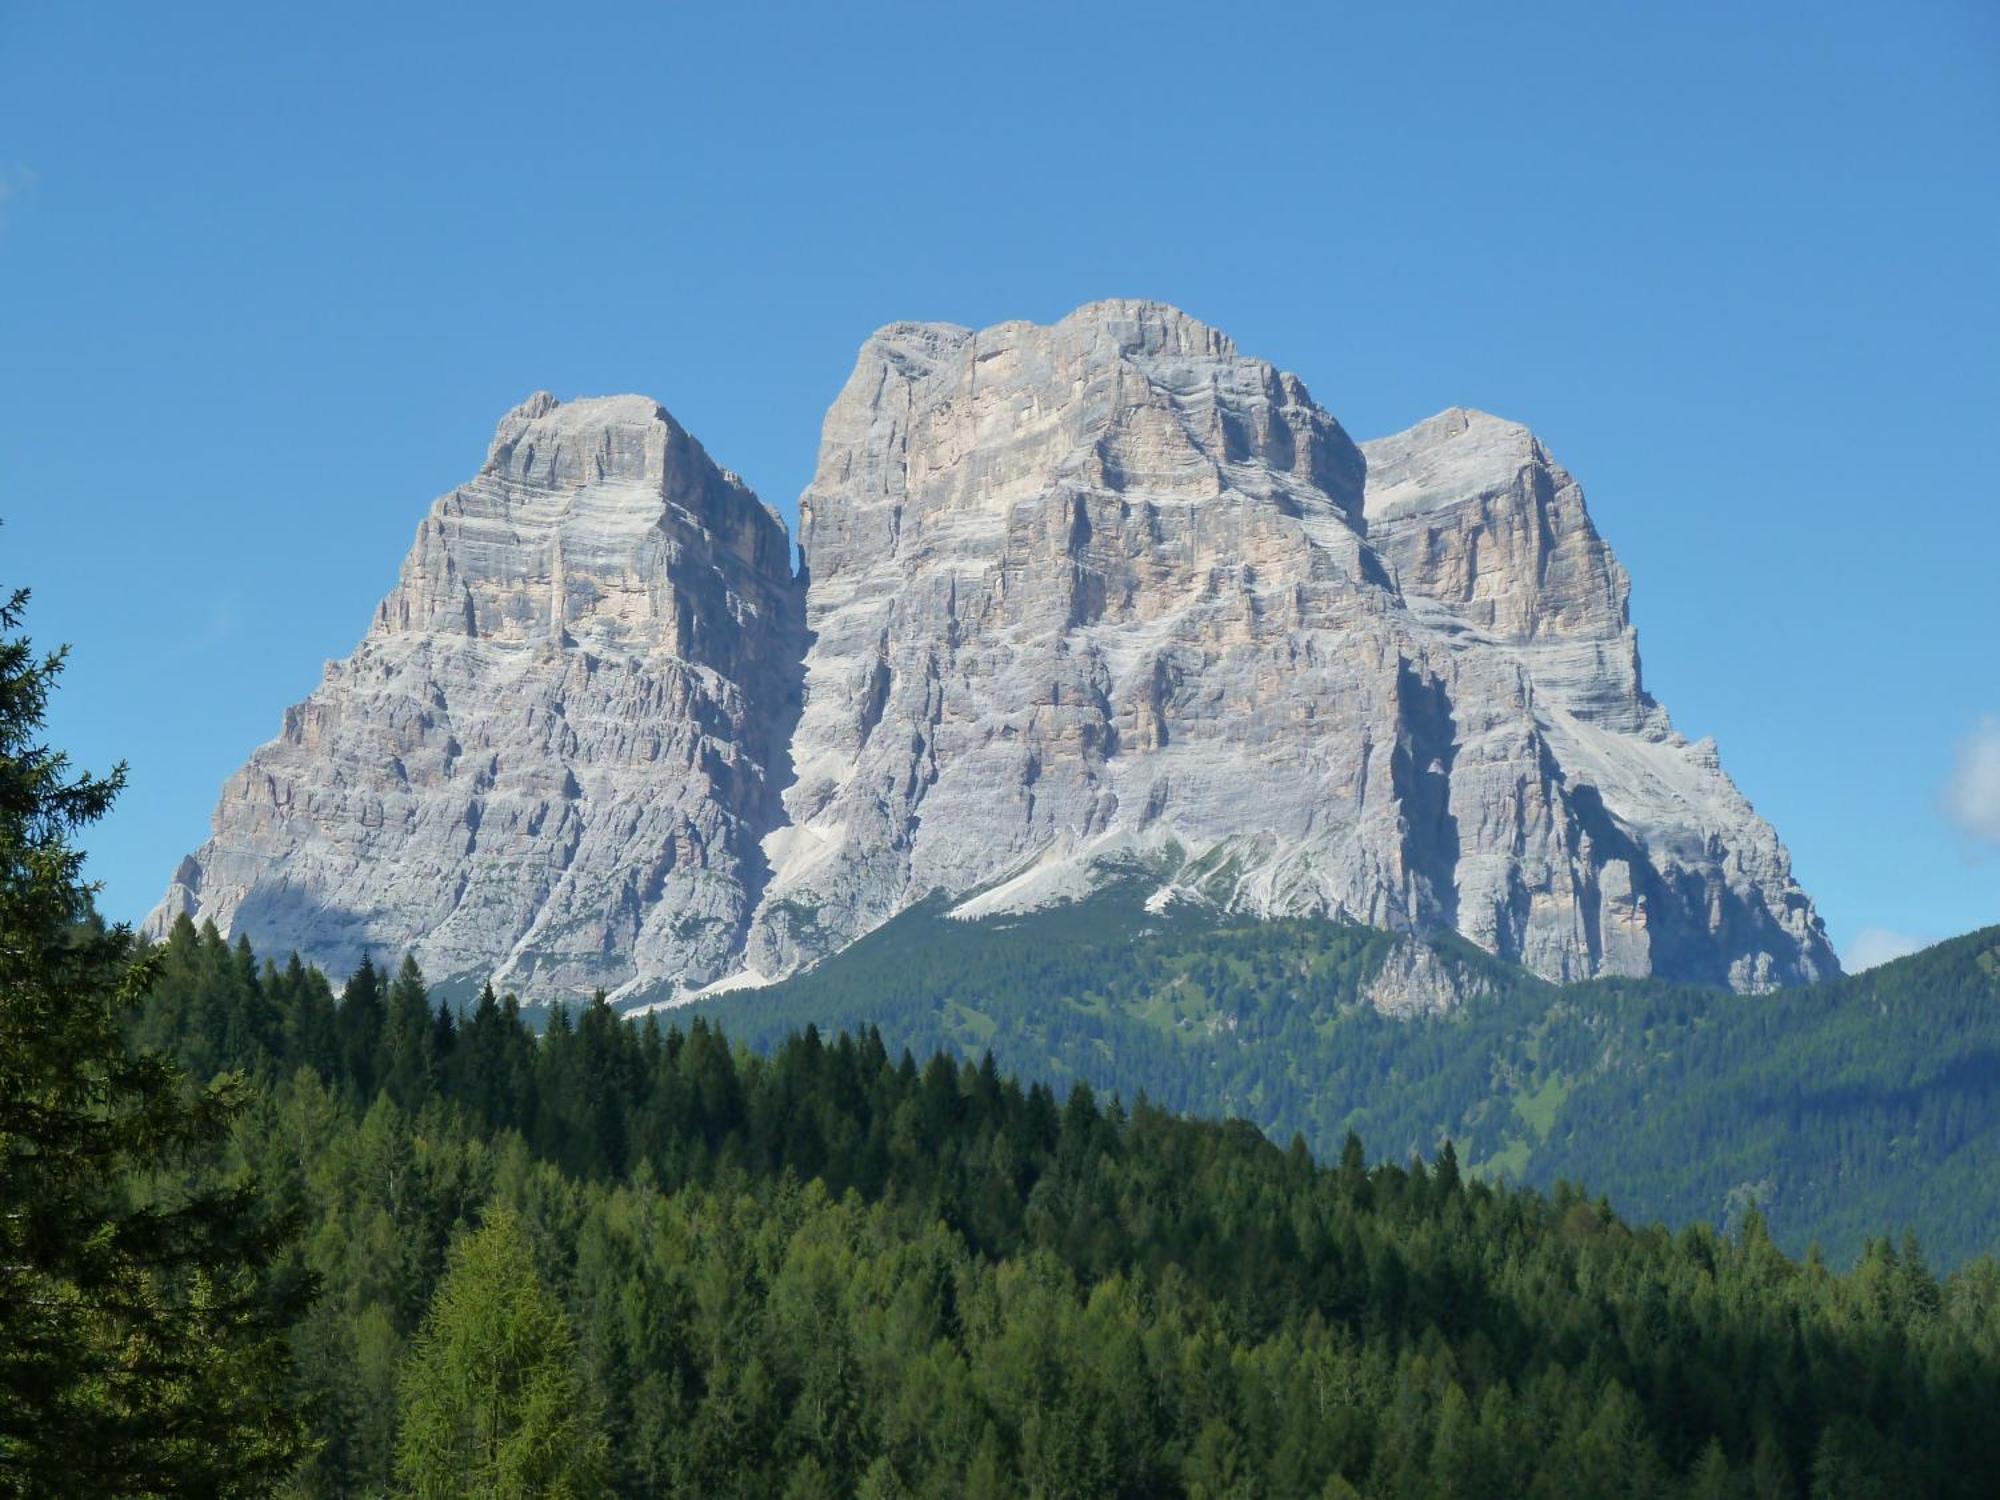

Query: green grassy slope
<box><xmin>680</xmin><ymin>897</ymin><xmax>2000</xmax><ymax>1265</ymax></box>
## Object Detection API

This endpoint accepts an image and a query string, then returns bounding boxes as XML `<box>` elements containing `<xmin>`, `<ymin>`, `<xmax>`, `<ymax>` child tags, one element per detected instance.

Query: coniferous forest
<box><xmin>105</xmin><ymin>919</ymin><xmax>2000</xmax><ymax>1497</ymax></box>
<box><xmin>680</xmin><ymin>896</ymin><xmax>2000</xmax><ymax>1268</ymax></box>
<box><xmin>6</xmin><ymin>592</ymin><xmax>2000</xmax><ymax>1500</ymax></box>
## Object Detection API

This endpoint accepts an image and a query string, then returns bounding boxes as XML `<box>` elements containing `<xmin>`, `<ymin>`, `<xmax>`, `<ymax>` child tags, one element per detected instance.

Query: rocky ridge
<box><xmin>151</xmin><ymin>302</ymin><xmax>1837</xmax><ymax>999</ymax></box>
<box><xmin>148</xmin><ymin>393</ymin><xmax>804</xmax><ymax>998</ymax></box>
<box><xmin>744</xmin><ymin>302</ymin><xmax>1833</xmax><ymax>994</ymax></box>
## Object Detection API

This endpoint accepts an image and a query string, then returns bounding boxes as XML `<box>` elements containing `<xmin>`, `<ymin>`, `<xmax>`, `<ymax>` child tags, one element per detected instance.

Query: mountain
<box><xmin>744</xmin><ymin>300</ymin><xmax>1831</xmax><ymax>992</ymax></box>
<box><xmin>152</xmin><ymin>301</ymin><xmax>1835</xmax><ymax>997</ymax></box>
<box><xmin>148</xmin><ymin>393</ymin><xmax>805</xmax><ymax>998</ymax></box>
<box><xmin>687</xmin><ymin>895</ymin><xmax>2000</xmax><ymax>1267</ymax></box>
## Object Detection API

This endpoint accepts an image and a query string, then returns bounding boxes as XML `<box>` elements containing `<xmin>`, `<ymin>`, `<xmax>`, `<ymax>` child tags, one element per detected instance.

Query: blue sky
<box><xmin>1</xmin><ymin>1</ymin><xmax>1995</xmax><ymax>968</ymax></box>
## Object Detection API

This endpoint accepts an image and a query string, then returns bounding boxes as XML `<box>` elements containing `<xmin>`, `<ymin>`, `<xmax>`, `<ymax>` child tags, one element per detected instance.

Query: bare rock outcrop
<box><xmin>147</xmin><ymin>393</ymin><xmax>804</xmax><ymax>998</ymax></box>
<box><xmin>153</xmin><ymin>301</ymin><xmax>1836</xmax><ymax>1001</ymax></box>
<box><xmin>745</xmin><ymin>301</ymin><xmax>1835</xmax><ymax>993</ymax></box>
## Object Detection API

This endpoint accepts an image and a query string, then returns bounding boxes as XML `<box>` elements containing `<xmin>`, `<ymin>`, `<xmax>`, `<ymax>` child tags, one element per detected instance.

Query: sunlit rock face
<box><xmin>1357</xmin><ymin>406</ymin><xmax>1834</xmax><ymax>990</ymax></box>
<box><xmin>153</xmin><ymin>302</ymin><xmax>1836</xmax><ymax>1001</ymax></box>
<box><xmin>745</xmin><ymin>301</ymin><xmax>1835</xmax><ymax>993</ymax></box>
<box><xmin>147</xmin><ymin>393</ymin><xmax>805</xmax><ymax>999</ymax></box>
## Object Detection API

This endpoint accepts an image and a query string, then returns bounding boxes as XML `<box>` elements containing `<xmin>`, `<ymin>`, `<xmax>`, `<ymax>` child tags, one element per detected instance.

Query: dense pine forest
<box><xmin>685</xmin><ymin>895</ymin><xmax>2000</xmax><ymax>1267</ymax></box>
<box><xmin>109</xmin><ymin>915</ymin><xmax>2000</xmax><ymax>1496</ymax></box>
<box><xmin>7</xmin><ymin>586</ymin><xmax>2000</xmax><ymax>1499</ymax></box>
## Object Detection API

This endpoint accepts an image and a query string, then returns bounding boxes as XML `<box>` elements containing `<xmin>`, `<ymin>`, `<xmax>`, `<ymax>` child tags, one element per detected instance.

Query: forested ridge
<box><xmin>123</xmin><ymin>914</ymin><xmax>2000</xmax><ymax>1497</ymax></box>
<box><xmin>684</xmin><ymin>895</ymin><xmax>2000</xmax><ymax>1267</ymax></box>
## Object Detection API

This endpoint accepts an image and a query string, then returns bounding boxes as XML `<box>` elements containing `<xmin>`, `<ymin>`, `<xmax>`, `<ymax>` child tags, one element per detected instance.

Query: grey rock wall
<box><xmin>147</xmin><ymin>393</ymin><xmax>805</xmax><ymax>998</ymax></box>
<box><xmin>745</xmin><ymin>302</ymin><xmax>1835</xmax><ymax>992</ymax></box>
<box><xmin>153</xmin><ymin>303</ymin><xmax>1836</xmax><ymax>1000</ymax></box>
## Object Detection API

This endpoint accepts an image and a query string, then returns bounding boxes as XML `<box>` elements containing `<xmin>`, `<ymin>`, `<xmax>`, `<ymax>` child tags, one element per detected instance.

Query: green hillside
<box><xmin>125</xmin><ymin>917</ymin><xmax>2000</xmax><ymax>1497</ymax></box>
<box><xmin>681</xmin><ymin>896</ymin><xmax>2000</xmax><ymax>1266</ymax></box>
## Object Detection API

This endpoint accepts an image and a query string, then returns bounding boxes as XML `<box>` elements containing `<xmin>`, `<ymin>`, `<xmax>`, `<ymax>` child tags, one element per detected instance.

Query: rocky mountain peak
<box><xmin>149</xmin><ymin>392</ymin><xmax>805</xmax><ymax>999</ymax></box>
<box><xmin>155</xmin><ymin>306</ymin><xmax>1837</xmax><ymax>1002</ymax></box>
<box><xmin>1362</xmin><ymin>407</ymin><xmax>1543</xmax><ymax>523</ymax></box>
<box><xmin>754</xmin><ymin>307</ymin><xmax>1834</xmax><ymax>993</ymax></box>
<box><xmin>480</xmin><ymin>391</ymin><xmax>743</xmax><ymax>495</ymax></box>
<box><xmin>803</xmin><ymin>299</ymin><xmax>1364</xmax><ymax>590</ymax></box>
<box><xmin>1361</xmin><ymin>405</ymin><xmax>1635</xmax><ymax>652</ymax></box>
<box><xmin>1053</xmin><ymin>297</ymin><xmax>1239</xmax><ymax>359</ymax></box>
<box><xmin>375</xmin><ymin>393</ymin><xmax>792</xmax><ymax>666</ymax></box>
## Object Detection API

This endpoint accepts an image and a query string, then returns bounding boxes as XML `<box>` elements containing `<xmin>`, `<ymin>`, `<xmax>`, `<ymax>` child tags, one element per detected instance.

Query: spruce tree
<box><xmin>459</xmin><ymin>980</ymin><xmax>508</xmax><ymax>1127</ymax></box>
<box><xmin>0</xmin><ymin>583</ymin><xmax>311</xmax><ymax>1495</ymax></box>
<box><xmin>380</xmin><ymin>953</ymin><xmax>436</xmax><ymax>1110</ymax></box>
<box><xmin>337</xmin><ymin>954</ymin><xmax>386</xmax><ymax>1099</ymax></box>
<box><xmin>282</xmin><ymin>950</ymin><xmax>341</xmax><ymax>1081</ymax></box>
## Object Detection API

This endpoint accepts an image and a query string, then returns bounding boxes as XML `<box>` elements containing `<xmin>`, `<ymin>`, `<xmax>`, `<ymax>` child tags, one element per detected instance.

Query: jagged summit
<box><xmin>1364</xmin><ymin>408</ymin><xmax>1545</xmax><ymax>519</ymax></box>
<box><xmin>866</xmin><ymin>299</ymin><xmax>1238</xmax><ymax>365</ymax></box>
<box><xmin>373</xmin><ymin>392</ymin><xmax>793</xmax><ymax>656</ymax></box>
<box><xmin>154</xmin><ymin>307</ymin><xmax>1837</xmax><ymax>1000</ymax></box>
<box><xmin>479</xmin><ymin>392</ymin><xmax>770</xmax><ymax>508</ymax></box>
<box><xmin>1362</xmin><ymin>406</ymin><xmax>1637</xmax><ymax>651</ymax></box>
<box><xmin>1043</xmin><ymin>297</ymin><xmax>1240</xmax><ymax>358</ymax></box>
<box><xmin>148</xmin><ymin>392</ymin><xmax>806</xmax><ymax>999</ymax></box>
<box><xmin>748</xmin><ymin>307</ymin><xmax>1833</xmax><ymax>993</ymax></box>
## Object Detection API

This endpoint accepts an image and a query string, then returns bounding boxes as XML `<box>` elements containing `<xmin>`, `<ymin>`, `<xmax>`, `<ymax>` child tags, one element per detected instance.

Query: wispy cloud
<box><xmin>170</xmin><ymin>601</ymin><xmax>240</xmax><ymax>659</ymax></box>
<box><xmin>1943</xmin><ymin>715</ymin><xmax>2000</xmax><ymax>848</ymax></box>
<box><xmin>1842</xmin><ymin>926</ymin><xmax>1929</xmax><ymax>973</ymax></box>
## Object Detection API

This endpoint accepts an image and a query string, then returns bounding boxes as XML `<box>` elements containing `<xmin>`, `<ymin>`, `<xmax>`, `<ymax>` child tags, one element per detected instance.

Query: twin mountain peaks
<box><xmin>149</xmin><ymin>300</ymin><xmax>1837</xmax><ymax>1003</ymax></box>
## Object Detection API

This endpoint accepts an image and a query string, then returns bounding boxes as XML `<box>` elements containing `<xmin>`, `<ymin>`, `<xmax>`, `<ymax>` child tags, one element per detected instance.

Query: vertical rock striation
<box><xmin>746</xmin><ymin>301</ymin><xmax>1835</xmax><ymax>992</ymax></box>
<box><xmin>147</xmin><ymin>393</ymin><xmax>804</xmax><ymax>998</ymax></box>
<box><xmin>1359</xmin><ymin>407</ymin><xmax>1833</xmax><ymax>988</ymax></box>
<box><xmin>152</xmin><ymin>302</ymin><xmax>1836</xmax><ymax>1000</ymax></box>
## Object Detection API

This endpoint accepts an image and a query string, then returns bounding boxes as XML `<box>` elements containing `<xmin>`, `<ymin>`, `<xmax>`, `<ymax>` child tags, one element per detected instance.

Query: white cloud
<box><xmin>1842</xmin><ymin>926</ymin><xmax>1929</xmax><ymax>974</ymax></box>
<box><xmin>1943</xmin><ymin>715</ymin><xmax>2000</xmax><ymax>847</ymax></box>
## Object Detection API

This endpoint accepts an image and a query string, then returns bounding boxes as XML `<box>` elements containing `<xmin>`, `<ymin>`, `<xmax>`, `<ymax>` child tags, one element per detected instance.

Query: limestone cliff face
<box><xmin>1358</xmin><ymin>407</ymin><xmax>1832</xmax><ymax>988</ymax></box>
<box><xmin>147</xmin><ymin>393</ymin><xmax>804</xmax><ymax>998</ymax></box>
<box><xmin>745</xmin><ymin>302</ymin><xmax>1835</xmax><ymax>992</ymax></box>
<box><xmin>152</xmin><ymin>301</ymin><xmax>1837</xmax><ymax>1000</ymax></box>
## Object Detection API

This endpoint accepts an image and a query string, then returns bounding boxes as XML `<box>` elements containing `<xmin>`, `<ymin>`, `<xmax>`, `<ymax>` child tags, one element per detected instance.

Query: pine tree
<box><xmin>855</xmin><ymin>1454</ymin><xmax>911</xmax><ymax>1500</ymax></box>
<box><xmin>227</xmin><ymin>931</ymin><xmax>282</xmax><ymax>1068</ymax></box>
<box><xmin>1684</xmin><ymin>1439</ymin><xmax>1741</xmax><ymax>1500</ymax></box>
<box><xmin>379</xmin><ymin>953</ymin><xmax>435</xmax><ymax>1110</ymax></box>
<box><xmin>964</xmin><ymin>1421</ymin><xmax>1013</xmax><ymax>1500</ymax></box>
<box><xmin>337</xmin><ymin>955</ymin><xmax>386</xmax><ymax>1100</ymax></box>
<box><xmin>1185</xmin><ymin>1412</ymin><xmax>1255</xmax><ymax>1500</ymax></box>
<box><xmin>455</xmin><ymin>981</ymin><xmax>500</xmax><ymax>1123</ymax></box>
<box><xmin>281</xmin><ymin>951</ymin><xmax>340</xmax><ymax>1081</ymax></box>
<box><xmin>1427</xmin><ymin>1381</ymin><xmax>1481</xmax><ymax>1497</ymax></box>
<box><xmin>430</xmin><ymin>996</ymin><xmax>458</xmax><ymax>1098</ymax></box>
<box><xmin>783</xmin><ymin>1454</ymin><xmax>840</xmax><ymax>1500</ymax></box>
<box><xmin>395</xmin><ymin>1207</ymin><xmax>610</xmax><ymax>1497</ymax></box>
<box><xmin>0</xmin><ymin>582</ymin><xmax>311</xmax><ymax>1495</ymax></box>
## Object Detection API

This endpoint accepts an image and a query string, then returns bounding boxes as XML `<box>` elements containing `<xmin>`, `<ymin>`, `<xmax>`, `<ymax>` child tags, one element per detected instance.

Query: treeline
<box><xmin>681</xmin><ymin>895</ymin><xmax>2000</xmax><ymax>1266</ymax></box>
<box><xmin>138</xmin><ymin>914</ymin><xmax>2000</xmax><ymax>1498</ymax></box>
